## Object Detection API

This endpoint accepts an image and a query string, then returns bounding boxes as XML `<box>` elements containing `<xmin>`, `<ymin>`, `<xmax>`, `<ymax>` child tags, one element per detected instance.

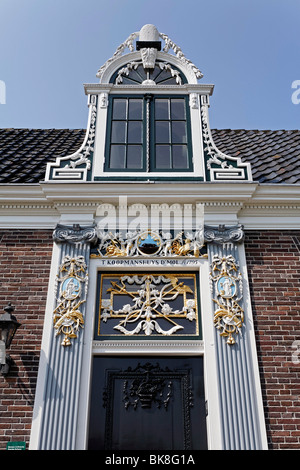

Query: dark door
<box><xmin>88</xmin><ymin>356</ymin><xmax>207</xmax><ymax>450</ymax></box>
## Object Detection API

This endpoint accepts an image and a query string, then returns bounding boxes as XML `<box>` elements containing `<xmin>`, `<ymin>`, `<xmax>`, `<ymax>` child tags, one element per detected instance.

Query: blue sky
<box><xmin>0</xmin><ymin>0</ymin><xmax>299</xmax><ymax>130</ymax></box>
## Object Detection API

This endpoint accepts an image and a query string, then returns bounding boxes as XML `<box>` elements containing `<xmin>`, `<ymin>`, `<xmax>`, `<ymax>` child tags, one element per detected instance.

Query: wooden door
<box><xmin>88</xmin><ymin>356</ymin><xmax>207</xmax><ymax>450</ymax></box>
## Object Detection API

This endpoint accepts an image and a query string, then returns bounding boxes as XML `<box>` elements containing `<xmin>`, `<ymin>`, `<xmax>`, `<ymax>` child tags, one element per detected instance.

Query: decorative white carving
<box><xmin>99</xmin><ymin>92</ymin><xmax>108</xmax><ymax>108</ymax></box>
<box><xmin>64</xmin><ymin>100</ymin><xmax>97</xmax><ymax>171</ymax></box>
<box><xmin>45</xmin><ymin>95</ymin><xmax>97</xmax><ymax>181</ymax></box>
<box><xmin>159</xmin><ymin>32</ymin><xmax>203</xmax><ymax>80</ymax></box>
<box><xmin>201</xmin><ymin>95</ymin><xmax>252</xmax><ymax>181</ymax></box>
<box><xmin>158</xmin><ymin>62</ymin><xmax>182</xmax><ymax>84</ymax></box>
<box><xmin>189</xmin><ymin>93</ymin><xmax>199</xmax><ymax>109</ymax></box>
<box><xmin>114</xmin><ymin>59</ymin><xmax>182</xmax><ymax>86</ymax></box>
<box><xmin>115</xmin><ymin>61</ymin><xmax>140</xmax><ymax>84</ymax></box>
<box><xmin>96</xmin><ymin>32</ymin><xmax>139</xmax><ymax>79</ymax></box>
<box><xmin>140</xmin><ymin>47</ymin><xmax>158</xmax><ymax>69</ymax></box>
<box><xmin>96</xmin><ymin>25</ymin><xmax>203</xmax><ymax>82</ymax></box>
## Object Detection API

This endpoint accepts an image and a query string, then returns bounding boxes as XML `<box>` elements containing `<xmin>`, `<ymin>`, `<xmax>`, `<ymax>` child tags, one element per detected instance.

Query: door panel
<box><xmin>88</xmin><ymin>356</ymin><xmax>207</xmax><ymax>450</ymax></box>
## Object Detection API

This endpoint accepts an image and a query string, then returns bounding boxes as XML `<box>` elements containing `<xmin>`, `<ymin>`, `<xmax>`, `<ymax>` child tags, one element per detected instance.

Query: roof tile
<box><xmin>0</xmin><ymin>128</ymin><xmax>299</xmax><ymax>184</ymax></box>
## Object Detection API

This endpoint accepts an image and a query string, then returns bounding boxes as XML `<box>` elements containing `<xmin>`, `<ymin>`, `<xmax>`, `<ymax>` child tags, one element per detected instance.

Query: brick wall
<box><xmin>0</xmin><ymin>230</ymin><xmax>53</xmax><ymax>450</ymax></box>
<box><xmin>245</xmin><ymin>230</ymin><xmax>300</xmax><ymax>450</ymax></box>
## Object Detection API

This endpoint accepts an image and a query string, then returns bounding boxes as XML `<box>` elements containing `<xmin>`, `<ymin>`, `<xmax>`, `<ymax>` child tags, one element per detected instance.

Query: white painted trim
<box><xmin>91</xmin><ymin>340</ymin><xmax>204</xmax><ymax>355</ymax></box>
<box><xmin>200</xmin><ymin>260</ymin><xmax>223</xmax><ymax>449</ymax></box>
<box><xmin>99</xmin><ymin>51</ymin><xmax>200</xmax><ymax>85</ymax></box>
<box><xmin>200</xmin><ymin>98</ymin><xmax>252</xmax><ymax>182</ymax></box>
<box><xmin>190</xmin><ymin>93</ymin><xmax>204</xmax><ymax>176</ymax></box>
<box><xmin>92</xmin><ymin>97</ymin><xmax>108</xmax><ymax>178</ymax></box>
<box><xmin>90</xmin><ymin>88</ymin><xmax>206</xmax><ymax>180</ymax></box>
<box><xmin>238</xmin><ymin>243</ymin><xmax>268</xmax><ymax>450</ymax></box>
<box><xmin>84</xmin><ymin>83</ymin><xmax>215</xmax><ymax>96</ymax></box>
<box><xmin>45</xmin><ymin>95</ymin><xmax>97</xmax><ymax>182</ymax></box>
<box><xmin>29</xmin><ymin>242</ymin><xmax>60</xmax><ymax>450</ymax></box>
<box><xmin>75</xmin><ymin>258</ymin><xmax>97</xmax><ymax>450</ymax></box>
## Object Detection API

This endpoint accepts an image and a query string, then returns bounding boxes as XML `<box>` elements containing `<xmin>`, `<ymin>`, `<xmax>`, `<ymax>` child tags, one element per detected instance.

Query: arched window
<box><xmin>110</xmin><ymin>60</ymin><xmax>187</xmax><ymax>86</ymax></box>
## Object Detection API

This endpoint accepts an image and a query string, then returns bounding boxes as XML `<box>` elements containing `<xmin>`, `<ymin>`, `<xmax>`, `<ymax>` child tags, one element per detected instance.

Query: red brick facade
<box><xmin>0</xmin><ymin>229</ymin><xmax>299</xmax><ymax>449</ymax></box>
<box><xmin>0</xmin><ymin>230</ymin><xmax>53</xmax><ymax>450</ymax></box>
<box><xmin>245</xmin><ymin>230</ymin><xmax>300</xmax><ymax>450</ymax></box>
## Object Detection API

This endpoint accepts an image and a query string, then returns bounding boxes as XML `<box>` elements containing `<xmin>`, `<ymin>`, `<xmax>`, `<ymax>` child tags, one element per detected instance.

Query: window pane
<box><xmin>156</xmin><ymin>121</ymin><xmax>170</xmax><ymax>143</ymax></box>
<box><xmin>155</xmin><ymin>99</ymin><xmax>169</xmax><ymax>120</ymax></box>
<box><xmin>127</xmin><ymin>145</ymin><xmax>143</xmax><ymax>169</ymax></box>
<box><xmin>173</xmin><ymin>145</ymin><xmax>188</xmax><ymax>169</ymax></box>
<box><xmin>128</xmin><ymin>99</ymin><xmax>143</xmax><ymax>120</ymax></box>
<box><xmin>156</xmin><ymin>145</ymin><xmax>171</xmax><ymax>169</ymax></box>
<box><xmin>128</xmin><ymin>121</ymin><xmax>142</xmax><ymax>143</ymax></box>
<box><xmin>171</xmin><ymin>99</ymin><xmax>185</xmax><ymax>120</ymax></box>
<box><xmin>150</xmin><ymin>65</ymin><xmax>163</xmax><ymax>82</ymax></box>
<box><xmin>111</xmin><ymin>121</ymin><xmax>126</xmax><ymax>143</ymax></box>
<box><xmin>112</xmin><ymin>99</ymin><xmax>127</xmax><ymax>119</ymax></box>
<box><xmin>109</xmin><ymin>145</ymin><xmax>126</xmax><ymax>168</ymax></box>
<box><xmin>172</xmin><ymin>121</ymin><xmax>187</xmax><ymax>144</ymax></box>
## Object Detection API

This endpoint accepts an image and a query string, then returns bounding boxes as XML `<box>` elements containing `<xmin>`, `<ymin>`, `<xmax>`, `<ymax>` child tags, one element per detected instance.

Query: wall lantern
<box><xmin>0</xmin><ymin>303</ymin><xmax>21</xmax><ymax>376</ymax></box>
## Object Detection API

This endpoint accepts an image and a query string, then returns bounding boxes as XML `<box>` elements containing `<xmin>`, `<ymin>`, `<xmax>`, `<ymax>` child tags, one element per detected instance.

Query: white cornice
<box><xmin>39</xmin><ymin>181</ymin><xmax>258</xmax><ymax>204</ymax></box>
<box><xmin>83</xmin><ymin>82</ymin><xmax>214</xmax><ymax>96</ymax></box>
<box><xmin>0</xmin><ymin>182</ymin><xmax>300</xmax><ymax>229</ymax></box>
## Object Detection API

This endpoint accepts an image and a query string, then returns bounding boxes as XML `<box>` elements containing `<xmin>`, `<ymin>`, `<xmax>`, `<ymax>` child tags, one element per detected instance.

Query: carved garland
<box><xmin>96</xmin><ymin>31</ymin><xmax>203</xmax><ymax>81</ymax></box>
<box><xmin>209</xmin><ymin>254</ymin><xmax>244</xmax><ymax>345</ymax></box>
<box><xmin>114</xmin><ymin>60</ymin><xmax>183</xmax><ymax>85</ymax></box>
<box><xmin>159</xmin><ymin>32</ymin><xmax>203</xmax><ymax>79</ymax></box>
<box><xmin>53</xmin><ymin>255</ymin><xmax>88</xmax><ymax>346</ymax></box>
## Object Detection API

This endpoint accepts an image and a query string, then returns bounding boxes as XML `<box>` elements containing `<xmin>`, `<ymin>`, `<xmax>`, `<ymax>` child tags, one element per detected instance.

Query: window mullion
<box><xmin>145</xmin><ymin>94</ymin><xmax>153</xmax><ymax>172</ymax></box>
<box><xmin>124</xmin><ymin>99</ymin><xmax>128</xmax><ymax>169</ymax></box>
<box><xmin>169</xmin><ymin>100</ymin><xmax>173</xmax><ymax>169</ymax></box>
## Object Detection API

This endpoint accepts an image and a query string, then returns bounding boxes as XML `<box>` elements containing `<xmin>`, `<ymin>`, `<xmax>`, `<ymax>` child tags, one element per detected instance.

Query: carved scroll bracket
<box><xmin>204</xmin><ymin>224</ymin><xmax>244</xmax><ymax>245</ymax></box>
<box><xmin>53</xmin><ymin>224</ymin><xmax>98</xmax><ymax>246</ymax></box>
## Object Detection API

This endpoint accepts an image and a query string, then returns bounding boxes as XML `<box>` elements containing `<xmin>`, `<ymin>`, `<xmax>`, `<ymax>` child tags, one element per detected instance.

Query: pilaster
<box><xmin>205</xmin><ymin>224</ymin><xmax>268</xmax><ymax>449</ymax></box>
<box><xmin>36</xmin><ymin>224</ymin><xmax>97</xmax><ymax>450</ymax></box>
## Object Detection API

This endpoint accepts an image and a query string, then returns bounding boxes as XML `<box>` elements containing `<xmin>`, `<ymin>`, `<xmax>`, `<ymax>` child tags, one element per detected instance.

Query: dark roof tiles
<box><xmin>211</xmin><ymin>128</ymin><xmax>300</xmax><ymax>183</ymax></box>
<box><xmin>0</xmin><ymin>128</ymin><xmax>299</xmax><ymax>184</ymax></box>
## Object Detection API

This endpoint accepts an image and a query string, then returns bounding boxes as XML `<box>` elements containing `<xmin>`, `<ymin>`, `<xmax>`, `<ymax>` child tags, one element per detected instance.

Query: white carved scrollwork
<box><xmin>96</xmin><ymin>26</ymin><xmax>203</xmax><ymax>82</ymax></box>
<box><xmin>45</xmin><ymin>95</ymin><xmax>98</xmax><ymax>181</ymax></box>
<box><xmin>201</xmin><ymin>95</ymin><xmax>252</xmax><ymax>181</ymax></box>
